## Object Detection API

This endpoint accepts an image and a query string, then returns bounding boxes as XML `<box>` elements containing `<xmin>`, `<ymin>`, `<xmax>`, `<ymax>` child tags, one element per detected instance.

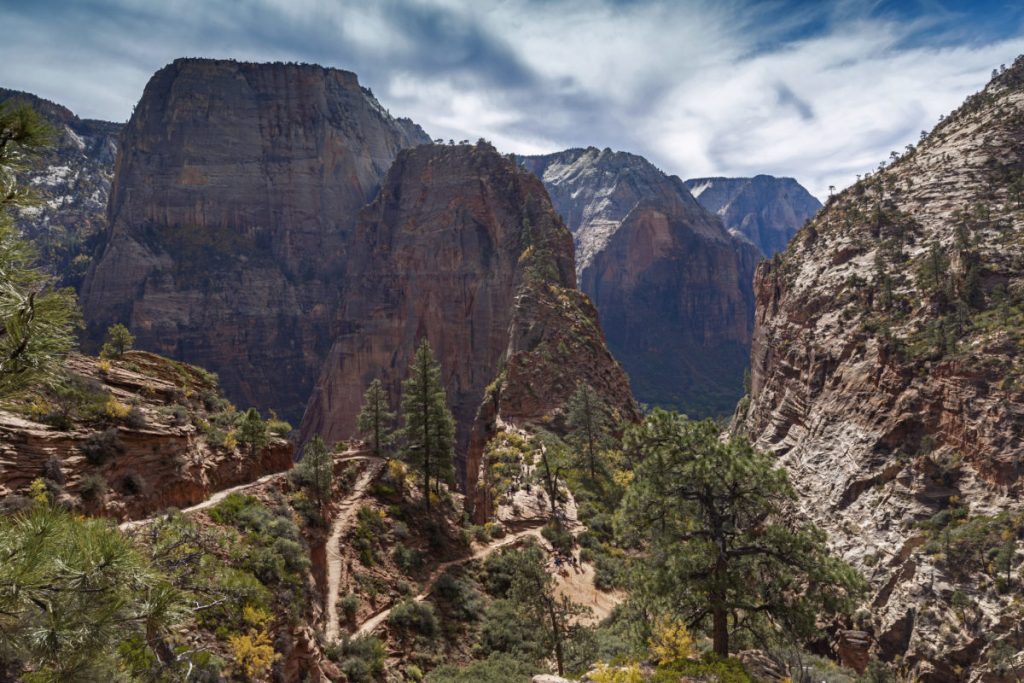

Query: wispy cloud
<box><xmin>1</xmin><ymin>0</ymin><xmax>1022</xmax><ymax>197</ymax></box>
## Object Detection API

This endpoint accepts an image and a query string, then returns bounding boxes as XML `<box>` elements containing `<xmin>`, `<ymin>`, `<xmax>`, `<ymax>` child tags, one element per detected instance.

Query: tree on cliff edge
<box><xmin>617</xmin><ymin>410</ymin><xmax>865</xmax><ymax>657</ymax></box>
<box><xmin>0</xmin><ymin>102</ymin><xmax>79</xmax><ymax>399</ymax></box>
<box><xmin>357</xmin><ymin>378</ymin><xmax>395</xmax><ymax>458</ymax></box>
<box><xmin>399</xmin><ymin>339</ymin><xmax>455</xmax><ymax>515</ymax></box>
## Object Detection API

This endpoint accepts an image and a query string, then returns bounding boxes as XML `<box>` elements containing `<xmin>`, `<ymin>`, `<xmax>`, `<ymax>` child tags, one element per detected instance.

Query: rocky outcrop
<box><xmin>299</xmin><ymin>142</ymin><xmax>637</xmax><ymax>494</ymax></box>
<box><xmin>0</xmin><ymin>351</ymin><xmax>292</xmax><ymax>521</ymax></box>
<box><xmin>523</xmin><ymin>147</ymin><xmax>759</xmax><ymax>417</ymax></box>
<box><xmin>685</xmin><ymin>175</ymin><xmax>821</xmax><ymax>257</ymax></box>
<box><xmin>79</xmin><ymin>58</ymin><xmax>430</xmax><ymax>423</ymax></box>
<box><xmin>0</xmin><ymin>89</ymin><xmax>121</xmax><ymax>288</ymax></box>
<box><xmin>737</xmin><ymin>58</ymin><xmax>1024</xmax><ymax>679</ymax></box>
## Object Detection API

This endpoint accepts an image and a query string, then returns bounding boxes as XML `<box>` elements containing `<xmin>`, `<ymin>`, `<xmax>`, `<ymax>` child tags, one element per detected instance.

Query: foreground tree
<box><xmin>399</xmin><ymin>339</ymin><xmax>455</xmax><ymax>514</ymax></box>
<box><xmin>565</xmin><ymin>382</ymin><xmax>612</xmax><ymax>481</ymax></box>
<box><xmin>356</xmin><ymin>378</ymin><xmax>395</xmax><ymax>457</ymax></box>
<box><xmin>617</xmin><ymin>410</ymin><xmax>865</xmax><ymax>657</ymax></box>
<box><xmin>0</xmin><ymin>103</ymin><xmax>79</xmax><ymax>399</ymax></box>
<box><xmin>0</xmin><ymin>504</ymin><xmax>185</xmax><ymax>681</ymax></box>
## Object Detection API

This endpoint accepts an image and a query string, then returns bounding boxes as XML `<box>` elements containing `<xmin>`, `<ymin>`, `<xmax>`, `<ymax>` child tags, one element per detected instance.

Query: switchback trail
<box><xmin>323</xmin><ymin>457</ymin><xmax>386</xmax><ymax>642</ymax></box>
<box><xmin>353</xmin><ymin>523</ymin><xmax>545</xmax><ymax>638</ymax></box>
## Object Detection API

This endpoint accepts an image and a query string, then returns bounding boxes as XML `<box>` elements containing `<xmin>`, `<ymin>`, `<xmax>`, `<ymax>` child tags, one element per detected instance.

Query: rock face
<box><xmin>738</xmin><ymin>59</ymin><xmax>1024</xmax><ymax>680</ymax></box>
<box><xmin>685</xmin><ymin>175</ymin><xmax>821</xmax><ymax>257</ymax></box>
<box><xmin>79</xmin><ymin>58</ymin><xmax>430</xmax><ymax>423</ymax></box>
<box><xmin>522</xmin><ymin>147</ymin><xmax>759</xmax><ymax>417</ymax></box>
<box><xmin>0</xmin><ymin>89</ymin><xmax>121</xmax><ymax>288</ymax></box>
<box><xmin>0</xmin><ymin>351</ymin><xmax>292</xmax><ymax>522</ymax></box>
<box><xmin>299</xmin><ymin>142</ymin><xmax>638</xmax><ymax>493</ymax></box>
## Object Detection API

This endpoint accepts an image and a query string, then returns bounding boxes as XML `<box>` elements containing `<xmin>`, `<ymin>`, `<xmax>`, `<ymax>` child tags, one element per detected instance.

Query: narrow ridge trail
<box><xmin>353</xmin><ymin>523</ymin><xmax>545</xmax><ymax>638</ymax></box>
<box><xmin>323</xmin><ymin>457</ymin><xmax>386</xmax><ymax>642</ymax></box>
<box><xmin>118</xmin><ymin>452</ymin><xmax>379</xmax><ymax>531</ymax></box>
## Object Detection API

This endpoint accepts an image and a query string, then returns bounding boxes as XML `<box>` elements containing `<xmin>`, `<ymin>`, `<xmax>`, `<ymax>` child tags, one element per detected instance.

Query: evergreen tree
<box><xmin>399</xmin><ymin>339</ymin><xmax>455</xmax><ymax>514</ymax></box>
<box><xmin>617</xmin><ymin>410</ymin><xmax>865</xmax><ymax>657</ymax></box>
<box><xmin>0</xmin><ymin>503</ymin><xmax>185</xmax><ymax>681</ymax></box>
<box><xmin>295</xmin><ymin>435</ymin><xmax>333</xmax><ymax>510</ymax></box>
<box><xmin>356</xmin><ymin>378</ymin><xmax>395</xmax><ymax>457</ymax></box>
<box><xmin>565</xmin><ymin>382</ymin><xmax>611</xmax><ymax>481</ymax></box>
<box><xmin>0</xmin><ymin>102</ymin><xmax>79</xmax><ymax>399</ymax></box>
<box><xmin>237</xmin><ymin>407</ymin><xmax>269</xmax><ymax>458</ymax></box>
<box><xmin>100</xmin><ymin>323</ymin><xmax>134</xmax><ymax>359</ymax></box>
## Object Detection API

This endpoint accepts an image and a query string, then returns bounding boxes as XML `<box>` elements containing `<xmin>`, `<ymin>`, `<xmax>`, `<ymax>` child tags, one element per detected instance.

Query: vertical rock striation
<box><xmin>80</xmin><ymin>58</ymin><xmax>430</xmax><ymax>422</ymax></box>
<box><xmin>738</xmin><ymin>59</ymin><xmax>1024</xmax><ymax>680</ymax></box>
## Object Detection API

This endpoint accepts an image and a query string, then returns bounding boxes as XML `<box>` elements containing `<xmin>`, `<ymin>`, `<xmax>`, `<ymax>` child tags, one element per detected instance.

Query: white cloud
<box><xmin>1</xmin><ymin>0</ymin><xmax>1022</xmax><ymax>198</ymax></box>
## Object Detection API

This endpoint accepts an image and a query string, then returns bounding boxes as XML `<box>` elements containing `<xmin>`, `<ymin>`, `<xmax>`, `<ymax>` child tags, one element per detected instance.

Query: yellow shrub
<box><xmin>589</xmin><ymin>662</ymin><xmax>644</xmax><ymax>683</ymax></box>
<box><xmin>97</xmin><ymin>359</ymin><xmax>111</xmax><ymax>375</ymax></box>
<box><xmin>649</xmin><ymin>617</ymin><xmax>695</xmax><ymax>664</ymax></box>
<box><xmin>28</xmin><ymin>478</ymin><xmax>49</xmax><ymax>505</ymax></box>
<box><xmin>387</xmin><ymin>459</ymin><xmax>408</xmax><ymax>482</ymax></box>
<box><xmin>27</xmin><ymin>396</ymin><xmax>53</xmax><ymax>418</ymax></box>
<box><xmin>224</xmin><ymin>431</ymin><xmax>238</xmax><ymax>451</ymax></box>
<box><xmin>242</xmin><ymin>605</ymin><xmax>273</xmax><ymax>630</ymax></box>
<box><xmin>228</xmin><ymin>629</ymin><xmax>280</xmax><ymax>679</ymax></box>
<box><xmin>104</xmin><ymin>397</ymin><xmax>131</xmax><ymax>419</ymax></box>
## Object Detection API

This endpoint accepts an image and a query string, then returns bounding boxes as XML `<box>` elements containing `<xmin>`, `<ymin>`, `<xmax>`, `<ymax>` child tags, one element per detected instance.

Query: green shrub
<box><xmin>652</xmin><ymin>654</ymin><xmax>752</xmax><ymax>683</ymax></box>
<box><xmin>120</xmin><ymin>471</ymin><xmax>145</xmax><ymax>496</ymax></box>
<box><xmin>541</xmin><ymin>520</ymin><xmax>574</xmax><ymax>554</ymax></box>
<box><xmin>78</xmin><ymin>473</ymin><xmax>107</xmax><ymax>500</ymax></box>
<box><xmin>387</xmin><ymin>599</ymin><xmax>439</xmax><ymax>642</ymax></box>
<box><xmin>433</xmin><ymin>571</ymin><xmax>483</xmax><ymax>621</ymax></box>
<box><xmin>426</xmin><ymin>652</ymin><xmax>539</xmax><ymax>682</ymax></box>
<box><xmin>392</xmin><ymin>544</ymin><xmax>423</xmax><ymax>574</ymax></box>
<box><xmin>335</xmin><ymin>636</ymin><xmax>386</xmax><ymax>682</ymax></box>
<box><xmin>267</xmin><ymin>419</ymin><xmax>292</xmax><ymax>437</ymax></box>
<box><xmin>478</xmin><ymin>599</ymin><xmax>543</xmax><ymax>662</ymax></box>
<box><xmin>80</xmin><ymin>428</ymin><xmax>124</xmax><ymax>465</ymax></box>
<box><xmin>338</xmin><ymin>593</ymin><xmax>359</xmax><ymax>623</ymax></box>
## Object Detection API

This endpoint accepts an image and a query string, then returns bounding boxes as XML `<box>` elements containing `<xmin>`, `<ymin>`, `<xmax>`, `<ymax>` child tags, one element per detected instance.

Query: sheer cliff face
<box><xmin>523</xmin><ymin>147</ymin><xmax>758</xmax><ymax>417</ymax></box>
<box><xmin>80</xmin><ymin>59</ymin><xmax>430</xmax><ymax>422</ymax></box>
<box><xmin>0</xmin><ymin>89</ymin><xmax>121</xmax><ymax>288</ymax></box>
<box><xmin>685</xmin><ymin>175</ymin><xmax>821</xmax><ymax>257</ymax></box>
<box><xmin>299</xmin><ymin>143</ymin><xmax>637</xmax><ymax>486</ymax></box>
<box><xmin>738</xmin><ymin>61</ymin><xmax>1024</xmax><ymax>679</ymax></box>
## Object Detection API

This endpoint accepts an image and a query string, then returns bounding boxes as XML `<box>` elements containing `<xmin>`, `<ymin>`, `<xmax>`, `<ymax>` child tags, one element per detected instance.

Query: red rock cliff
<box><xmin>80</xmin><ymin>58</ymin><xmax>429</xmax><ymax>422</ymax></box>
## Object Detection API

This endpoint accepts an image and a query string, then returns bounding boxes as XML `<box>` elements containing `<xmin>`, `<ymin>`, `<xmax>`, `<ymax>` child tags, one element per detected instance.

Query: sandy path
<box><xmin>118</xmin><ymin>452</ymin><xmax>378</xmax><ymax>531</ymax></box>
<box><xmin>324</xmin><ymin>458</ymin><xmax>386</xmax><ymax>642</ymax></box>
<box><xmin>353</xmin><ymin>524</ymin><xmax>544</xmax><ymax>638</ymax></box>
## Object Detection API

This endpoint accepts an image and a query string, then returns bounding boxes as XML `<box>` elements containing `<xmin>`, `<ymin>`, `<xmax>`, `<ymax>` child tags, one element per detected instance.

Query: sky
<box><xmin>2</xmin><ymin>0</ymin><xmax>1023</xmax><ymax>199</ymax></box>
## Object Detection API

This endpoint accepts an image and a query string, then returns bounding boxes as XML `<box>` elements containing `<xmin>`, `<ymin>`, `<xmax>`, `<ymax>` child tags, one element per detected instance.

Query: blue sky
<box><xmin>2</xmin><ymin>0</ymin><xmax>1023</xmax><ymax>198</ymax></box>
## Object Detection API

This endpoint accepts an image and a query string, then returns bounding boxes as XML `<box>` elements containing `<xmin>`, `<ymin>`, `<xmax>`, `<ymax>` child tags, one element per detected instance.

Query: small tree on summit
<box><xmin>237</xmin><ymin>408</ymin><xmax>269</xmax><ymax>458</ymax></box>
<box><xmin>100</xmin><ymin>323</ymin><xmax>134</xmax><ymax>359</ymax></box>
<box><xmin>399</xmin><ymin>339</ymin><xmax>455</xmax><ymax>515</ymax></box>
<box><xmin>356</xmin><ymin>378</ymin><xmax>395</xmax><ymax>458</ymax></box>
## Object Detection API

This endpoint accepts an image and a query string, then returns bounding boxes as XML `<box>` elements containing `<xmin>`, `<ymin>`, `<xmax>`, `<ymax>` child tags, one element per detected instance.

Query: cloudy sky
<box><xmin>3</xmin><ymin>0</ymin><xmax>1023</xmax><ymax>198</ymax></box>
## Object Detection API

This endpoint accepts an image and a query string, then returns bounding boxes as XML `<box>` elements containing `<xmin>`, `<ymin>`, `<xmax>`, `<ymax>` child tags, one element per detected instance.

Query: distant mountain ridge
<box><xmin>0</xmin><ymin>88</ymin><xmax>122</xmax><ymax>288</ymax></box>
<box><xmin>685</xmin><ymin>174</ymin><xmax>821</xmax><ymax>256</ymax></box>
<box><xmin>523</xmin><ymin>146</ymin><xmax>759</xmax><ymax>417</ymax></box>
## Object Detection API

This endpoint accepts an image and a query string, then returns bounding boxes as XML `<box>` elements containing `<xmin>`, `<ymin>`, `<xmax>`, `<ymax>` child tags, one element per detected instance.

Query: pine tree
<box><xmin>0</xmin><ymin>102</ymin><xmax>80</xmax><ymax>399</ymax></box>
<box><xmin>295</xmin><ymin>435</ymin><xmax>333</xmax><ymax>509</ymax></box>
<box><xmin>237</xmin><ymin>407</ymin><xmax>269</xmax><ymax>458</ymax></box>
<box><xmin>565</xmin><ymin>382</ymin><xmax>611</xmax><ymax>481</ymax></box>
<box><xmin>618</xmin><ymin>410</ymin><xmax>865</xmax><ymax>657</ymax></box>
<box><xmin>399</xmin><ymin>339</ymin><xmax>455</xmax><ymax>514</ymax></box>
<box><xmin>100</xmin><ymin>323</ymin><xmax>134</xmax><ymax>359</ymax></box>
<box><xmin>356</xmin><ymin>378</ymin><xmax>395</xmax><ymax>457</ymax></box>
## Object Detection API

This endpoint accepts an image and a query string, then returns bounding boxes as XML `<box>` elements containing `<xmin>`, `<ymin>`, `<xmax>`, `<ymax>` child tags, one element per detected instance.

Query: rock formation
<box><xmin>299</xmin><ymin>142</ymin><xmax>638</xmax><ymax>494</ymax></box>
<box><xmin>0</xmin><ymin>89</ymin><xmax>121</xmax><ymax>288</ymax></box>
<box><xmin>0</xmin><ymin>351</ymin><xmax>292</xmax><ymax>521</ymax></box>
<box><xmin>522</xmin><ymin>147</ymin><xmax>759</xmax><ymax>417</ymax></box>
<box><xmin>79</xmin><ymin>58</ymin><xmax>430</xmax><ymax>423</ymax></box>
<box><xmin>737</xmin><ymin>59</ymin><xmax>1024</xmax><ymax>680</ymax></box>
<box><xmin>685</xmin><ymin>175</ymin><xmax>821</xmax><ymax>257</ymax></box>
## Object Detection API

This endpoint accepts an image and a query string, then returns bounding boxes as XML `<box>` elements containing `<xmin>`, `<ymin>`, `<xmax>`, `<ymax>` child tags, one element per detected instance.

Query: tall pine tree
<box><xmin>356</xmin><ymin>378</ymin><xmax>395</xmax><ymax>458</ymax></box>
<box><xmin>399</xmin><ymin>339</ymin><xmax>455</xmax><ymax>514</ymax></box>
<box><xmin>565</xmin><ymin>382</ymin><xmax>611</xmax><ymax>481</ymax></box>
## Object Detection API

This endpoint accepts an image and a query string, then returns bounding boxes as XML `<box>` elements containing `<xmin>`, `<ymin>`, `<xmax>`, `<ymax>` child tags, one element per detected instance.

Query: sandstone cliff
<box><xmin>685</xmin><ymin>175</ymin><xmax>821</xmax><ymax>257</ymax></box>
<box><xmin>523</xmin><ymin>147</ymin><xmax>759</xmax><ymax>417</ymax></box>
<box><xmin>0</xmin><ymin>351</ymin><xmax>292</xmax><ymax>522</ymax></box>
<box><xmin>79</xmin><ymin>58</ymin><xmax>430</xmax><ymax>423</ymax></box>
<box><xmin>0</xmin><ymin>89</ymin><xmax>121</xmax><ymax>288</ymax></box>
<box><xmin>299</xmin><ymin>142</ymin><xmax>638</xmax><ymax>492</ymax></box>
<box><xmin>738</xmin><ymin>59</ymin><xmax>1024</xmax><ymax>680</ymax></box>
